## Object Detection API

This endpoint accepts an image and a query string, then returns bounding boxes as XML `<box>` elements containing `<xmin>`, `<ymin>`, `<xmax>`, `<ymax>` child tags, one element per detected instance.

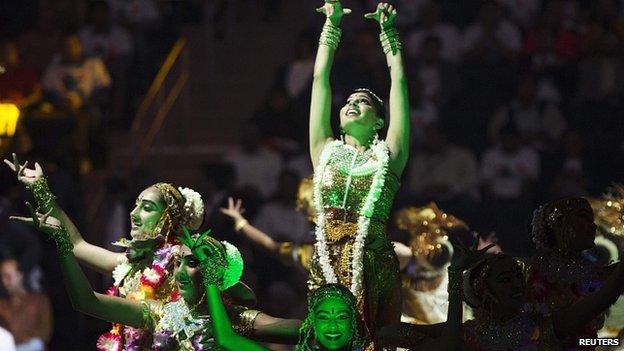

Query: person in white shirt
<box><xmin>406</xmin><ymin>2</ymin><xmax>461</xmax><ymax>62</ymax></box>
<box><xmin>0</xmin><ymin>323</ymin><xmax>15</xmax><ymax>351</ymax></box>
<box><xmin>79</xmin><ymin>1</ymin><xmax>133</xmax><ymax>66</ymax></box>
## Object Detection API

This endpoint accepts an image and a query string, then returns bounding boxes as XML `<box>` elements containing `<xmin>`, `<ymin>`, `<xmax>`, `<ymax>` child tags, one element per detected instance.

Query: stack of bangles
<box><xmin>380</xmin><ymin>26</ymin><xmax>402</xmax><ymax>55</ymax></box>
<box><xmin>234</xmin><ymin>218</ymin><xmax>248</xmax><ymax>232</ymax></box>
<box><xmin>319</xmin><ymin>21</ymin><xmax>341</xmax><ymax>50</ymax></box>
<box><xmin>27</xmin><ymin>177</ymin><xmax>56</xmax><ymax>212</ymax></box>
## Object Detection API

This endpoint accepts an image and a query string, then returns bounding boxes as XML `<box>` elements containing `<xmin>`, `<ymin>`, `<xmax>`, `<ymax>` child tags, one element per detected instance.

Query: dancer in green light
<box><xmin>307</xmin><ymin>1</ymin><xmax>410</xmax><ymax>343</ymax></box>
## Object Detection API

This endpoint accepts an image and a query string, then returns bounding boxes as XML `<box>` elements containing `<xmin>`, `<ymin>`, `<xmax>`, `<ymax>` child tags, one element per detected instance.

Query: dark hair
<box><xmin>351</xmin><ymin>88</ymin><xmax>385</xmax><ymax>121</ymax></box>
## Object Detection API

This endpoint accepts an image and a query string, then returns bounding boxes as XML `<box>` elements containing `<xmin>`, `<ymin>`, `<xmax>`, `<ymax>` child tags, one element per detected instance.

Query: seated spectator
<box><xmin>252</xmin><ymin>86</ymin><xmax>306</xmax><ymax>152</ymax></box>
<box><xmin>254</xmin><ymin>170</ymin><xmax>312</xmax><ymax>244</ymax></box>
<box><xmin>411</xmin><ymin>35</ymin><xmax>460</xmax><ymax>107</ymax></box>
<box><xmin>541</xmin><ymin>131</ymin><xmax>589</xmax><ymax>199</ymax></box>
<box><xmin>224</xmin><ymin>122</ymin><xmax>283</xmax><ymax>200</ymax></box>
<box><xmin>408</xmin><ymin>79</ymin><xmax>439</xmax><ymax>145</ymax></box>
<box><xmin>489</xmin><ymin>74</ymin><xmax>566</xmax><ymax>149</ymax></box>
<box><xmin>406</xmin><ymin>123</ymin><xmax>479</xmax><ymax>204</ymax></box>
<box><xmin>406</xmin><ymin>2</ymin><xmax>460</xmax><ymax>62</ymax></box>
<box><xmin>481</xmin><ymin>124</ymin><xmax>540</xmax><ymax>201</ymax></box>
<box><xmin>0</xmin><ymin>258</ymin><xmax>52</xmax><ymax>351</ymax></box>
<box><xmin>79</xmin><ymin>1</ymin><xmax>133</xmax><ymax>67</ymax></box>
<box><xmin>41</xmin><ymin>33</ymin><xmax>111</xmax><ymax>112</ymax></box>
<box><xmin>461</xmin><ymin>1</ymin><xmax>522</xmax><ymax>63</ymax></box>
<box><xmin>0</xmin><ymin>41</ymin><xmax>41</xmax><ymax>110</ymax></box>
<box><xmin>272</xmin><ymin>31</ymin><xmax>315</xmax><ymax>106</ymax></box>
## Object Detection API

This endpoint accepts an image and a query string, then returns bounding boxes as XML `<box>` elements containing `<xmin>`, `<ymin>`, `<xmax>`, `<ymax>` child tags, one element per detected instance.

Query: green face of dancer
<box><xmin>175</xmin><ymin>245</ymin><xmax>203</xmax><ymax>304</ymax></box>
<box><xmin>130</xmin><ymin>187</ymin><xmax>166</xmax><ymax>239</ymax></box>
<box><xmin>313</xmin><ymin>297</ymin><xmax>354</xmax><ymax>350</ymax></box>
<box><xmin>339</xmin><ymin>92</ymin><xmax>383</xmax><ymax>136</ymax></box>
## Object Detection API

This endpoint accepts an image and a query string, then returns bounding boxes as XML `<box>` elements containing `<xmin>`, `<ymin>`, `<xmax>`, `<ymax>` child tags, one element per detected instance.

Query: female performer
<box><xmin>14</xmin><ymin>204</ymin><xmax>262</xmax><ymax>350</ymax></box>
<box><xmin>307</xmin><ymin>0</ymin><xmax>410</xmax><ymax>339</ymax></box>
<box><xmin>3</xmin><ymin>155</ymin><xmax>290</xmax><ymax>349</ymax></box>
<box><xmin>528</xmin><ymin>197</ymin><xmax>621</xmax><ymax>348</ymax></box>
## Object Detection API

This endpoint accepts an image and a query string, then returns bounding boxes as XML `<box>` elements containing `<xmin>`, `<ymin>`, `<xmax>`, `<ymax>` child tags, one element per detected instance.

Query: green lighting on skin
<box><xmin>313</xmin><ymin>297</ymin><xmax>354</xmax><ymax>350</ymax></box>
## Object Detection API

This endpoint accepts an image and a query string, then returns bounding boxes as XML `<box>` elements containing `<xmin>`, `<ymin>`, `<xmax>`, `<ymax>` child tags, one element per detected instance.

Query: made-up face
<box><xmin>174</xmin><ymin>245</ymin><xmax>203</xmax><ymax>304</ymax></box>
<box><xmin>339</xmin><ymin>92</ymin><xmax>383</xmax><ymax>137</ymax></box>
<box><xmin>485</xmin><ymin>257</ymin><xmax>525</xmax><ymax>313</ymax></box>
<box><xmin>559</xmin><ymin>202</ymin><xmax>597</xmax><ymax>253</ymax></box>
<box><xmin>313</xmin><ymin>297</ymin><xmax>354</xmax><ymax>350</ymax></box>
<box><xmin>129</xmin><ymin>187</ymin><xmax>166</xmax><ymax>240</ymax></box>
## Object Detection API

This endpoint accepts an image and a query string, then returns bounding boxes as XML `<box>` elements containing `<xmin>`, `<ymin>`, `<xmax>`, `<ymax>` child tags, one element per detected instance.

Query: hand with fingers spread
<box><xmin>11</xmin><ymin>202</ymin><xmax>73</xmax><ymax>256</ymax></box>
<box><xmin>3</xmin><ymin>153</ymin><xmax>44</xmax><ymax>186</ymax></box>
<box><xmin>364</xmin><ymin>2</ymin><xmax>397</xmax><ymax>30</ymax></box>
<box><xmin>220</xmin><ymin>197</ymin><xmax>249</xmax><ymax>232</ymax></box>
<box><xmin>11</xmin><ymin>202</ymin><xmax>61</xmax><ymax>235</ymax></box>
<box><xmin>179</xmin><ymin>226</ymin><xmax>228</xmax><ymax>288</ymax></box>
<box><xmin>316</xmin><ymin>0</ymin><xmax>351</xmax><ymax>26</ymax></box>
<box><xmin>449</xmin><ymin>236</ymin><xmax>495</xmax><ymax>272</ymax></box>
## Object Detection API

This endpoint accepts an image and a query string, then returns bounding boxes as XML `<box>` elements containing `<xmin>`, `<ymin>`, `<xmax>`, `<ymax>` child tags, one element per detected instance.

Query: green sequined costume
<box><xmin>310</xmin><ymin>139</ymin><xmax>401</xmax><ymax>341</ymax></box>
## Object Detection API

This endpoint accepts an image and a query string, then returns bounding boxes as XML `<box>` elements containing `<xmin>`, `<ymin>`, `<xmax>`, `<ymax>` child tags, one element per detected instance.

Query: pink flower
<box><xmin>140</xmin><ymin>265</ymin><xmax>166</xmax><ymax>288</ymax></box>
<box><xmin>106</xmin><ymin>286</ymin><xmax>119</xmax><ymax>296</ymax></box>
<box><xmin>96</xmin><ymin>332</ymin><xmax>122</xmax><ymax>351</ymax></box>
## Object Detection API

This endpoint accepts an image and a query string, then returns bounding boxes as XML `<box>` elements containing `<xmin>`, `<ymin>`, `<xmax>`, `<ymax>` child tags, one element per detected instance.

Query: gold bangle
<box><xmin>234</xmin><ymin>219</ymin><xmax>249</xmax><ymax>232</ymax></box>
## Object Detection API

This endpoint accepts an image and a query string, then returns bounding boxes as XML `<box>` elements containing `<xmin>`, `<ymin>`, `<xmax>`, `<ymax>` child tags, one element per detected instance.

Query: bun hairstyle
<box><xmin>352</xmin><ymin>88</ymin><xmax>385</xmax><ymax>121</ymax></box>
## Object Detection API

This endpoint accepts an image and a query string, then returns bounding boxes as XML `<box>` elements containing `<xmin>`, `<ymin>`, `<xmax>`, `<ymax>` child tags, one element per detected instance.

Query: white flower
<box><xmin>178</xmin><ymin>187</ymin><xmax>205</xmax><ymax>230</ymax></box>
<box><xmin>112</xmin><ymin>262</ymin><xmax>132</xmax><ymax>286</ymax></box>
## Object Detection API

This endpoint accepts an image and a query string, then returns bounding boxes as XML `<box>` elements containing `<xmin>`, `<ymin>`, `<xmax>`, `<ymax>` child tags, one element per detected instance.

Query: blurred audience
<box><xmin>406</xmin><ymin>2</ymin><xmax>461</xmax><ymax>62</ymax></box>
<box><xmin>254</xmin><ymin>170</ymin><xmax>312</xmax><ymax>244</ymax></box>
<box><xmin>0</xmin><ymin>258</ymin><xmax>52</xmax><ymax>351</ymax></box>
<box><xmin>0</xmin><ymin>41</ymin><xmax>41</xmax><ymax>109</ymax></box>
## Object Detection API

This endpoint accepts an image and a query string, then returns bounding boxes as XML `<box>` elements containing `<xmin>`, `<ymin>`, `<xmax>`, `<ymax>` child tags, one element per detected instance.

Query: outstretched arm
<box><xmin>365</xmin><ymin>3</ymin><xmax>409</xmax><ymax>176</ymax></box>
<box><xmin>220</xmin><ymin>198</ymin><xmax>279</xmax><ymax>253</ymax></box>
<box><xmin>310</xmin><ymin>1</ymin><xmax>351</xmax><ymax>168</ymax></box>
<box><xmin>4</xmin><ymin>155</ymin><xmax>124</xmax><ymax>274</ymax></box>
<box><xmin>13</xmin><ymin>210</ymin><xmax>146</xmax><ymax>328</ymax></box>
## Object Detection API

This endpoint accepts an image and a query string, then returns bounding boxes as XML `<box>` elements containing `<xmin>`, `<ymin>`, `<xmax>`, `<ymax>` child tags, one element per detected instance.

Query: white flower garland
<box><xmin>178</xmin><ymin>187</ymin><xmax>205</xmax><ymax>230</ymax></box>
<box><xmin>313</xmin><ymin>139</ymin><xmax>390</xmax><ymax>297</ymax></box>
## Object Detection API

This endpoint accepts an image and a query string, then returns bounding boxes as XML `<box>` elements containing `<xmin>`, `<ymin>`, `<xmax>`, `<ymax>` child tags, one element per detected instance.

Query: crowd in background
<box><xmin>0</xmin><ymin>0</ymin><xmax>623</xmax><ymax>349</ymax></box>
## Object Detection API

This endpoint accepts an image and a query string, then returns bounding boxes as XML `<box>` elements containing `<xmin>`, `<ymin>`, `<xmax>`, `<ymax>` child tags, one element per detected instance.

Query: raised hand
<box><xmin>179</xmin><ymin>226</ymin><xmax>225</xmax><ymax>264</ymax></box>
<box><xmin>364</xmin><ymin>2</ymin><xmax>397</xmax><ymax>30</ymax></box>
<box><xmin>316</xmin><ymin>0</ymin><xmax>351</xmax><ymax>26</ymax></box>
<box><xmin>449</xmin><ymin>236</ymin><xmax>495</xmax><ymax>272</ymax></box>
<box><xmin>11</xmin><ymin>202</ymin><xmax>62</xmax><ymax>236</ymax></box>
<box><xmin>219</xmin><ymin>197</ymin><xmax>246</xmax><ymax>222</ymax></box>
<box><xmin>3</xmin><ymin>153</ymin><xmax>44</xmax><ymax>186</ymax></box>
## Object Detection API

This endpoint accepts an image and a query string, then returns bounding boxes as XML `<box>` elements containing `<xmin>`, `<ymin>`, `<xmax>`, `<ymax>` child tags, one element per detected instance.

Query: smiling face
<box><xmin>339</xmin><ymin>92</ymin><xmax>383</xmax><ymax>138</ymax></box>
<box><xmin>130</xmin><ymin>187</ymin><xmax>166</xmax><ymax>239</ymax></box>
<box><xmin>175</xmin><ymin>245</ymin><xmax>203</xmax><ymax>304</ymax></box>
<box><xmin>313</xmin><ymin>297</ymin><xmax>354</xmax><ymax>350</ymax></box>
<box><xmin>485</xmin><ymin>257</ymin><xmax>525</xmax><ymax>314</ymax></box>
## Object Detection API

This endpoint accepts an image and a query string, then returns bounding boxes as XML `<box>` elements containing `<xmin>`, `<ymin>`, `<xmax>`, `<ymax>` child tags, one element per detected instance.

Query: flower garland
<box><xmin>98</xmin><ymin>244</ymin><xmax>179</xmax><ymax>351</ymax></box>
<box><xmin>313</xmin><ymin>138</ymin><xmax>389</xmax><ymax>296</ymax></box>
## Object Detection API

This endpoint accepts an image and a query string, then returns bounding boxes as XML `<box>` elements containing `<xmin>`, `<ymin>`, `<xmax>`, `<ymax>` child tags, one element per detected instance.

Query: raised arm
<box><xmin>4</xmin><ymin>155</ymin><xmax>124</xmax><ymax>274</ymax></box>
<box><xmin>220</xmin><ymin>198</ymin><xmax>279</xmax><ymax>253</ymax></box>
<box><xmin>365</xmin><ymin>3</ymin><xmax>410</xmax><ymax>175</ymax></box>
<box><xmin>553</xmin><ymin>260</ymin><xmax>624</xmax><ymax>339</ymax></box>
<box><xmin>309</xmin><ymin>1</ymin><xmax>351</xmax><ymax>167</ymax></box>
<box><xmin>12</xmin><ymin>209</ymin><xmax>146</xmax><ymax>328</ymax></box>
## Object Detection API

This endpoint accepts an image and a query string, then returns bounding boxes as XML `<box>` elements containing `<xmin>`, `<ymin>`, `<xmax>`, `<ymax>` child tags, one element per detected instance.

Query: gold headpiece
<box><xmin>395</xmin><ymin>203</ymin><xmax>468</xmax><ymax>259</ymax></box>
<box><xmin>589</xmin><ymin>184</ymin><xmax>624</xmax><ymax>236</ymax></box>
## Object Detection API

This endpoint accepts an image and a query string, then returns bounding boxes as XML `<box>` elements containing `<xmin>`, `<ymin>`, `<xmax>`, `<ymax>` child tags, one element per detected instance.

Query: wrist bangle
<box><xmin>26</xmin><ymin>177</ymin><xmax>56</xmax><ymax>212</ymax></box>
<box><xmin>379</xmin><ymin>27</ymin><xmax>402</xmax><ymax>55</ymax></box>
<box><xmin>319</xmin><ymin>21</ymin><xmax>342</xmax><ymax>50</ymax></box>
<box><xmin>234</xmin><ymin>219</ymin><xmax>248</xmax><ymax>232</ymax></box>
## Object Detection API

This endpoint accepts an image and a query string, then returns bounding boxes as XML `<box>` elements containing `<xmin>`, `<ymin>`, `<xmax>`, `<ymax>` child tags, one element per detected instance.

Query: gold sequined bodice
<box><xmin>319</xmin><ymin>143</ymin><xmax>399</xmax><ymax>224</ymax></box>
